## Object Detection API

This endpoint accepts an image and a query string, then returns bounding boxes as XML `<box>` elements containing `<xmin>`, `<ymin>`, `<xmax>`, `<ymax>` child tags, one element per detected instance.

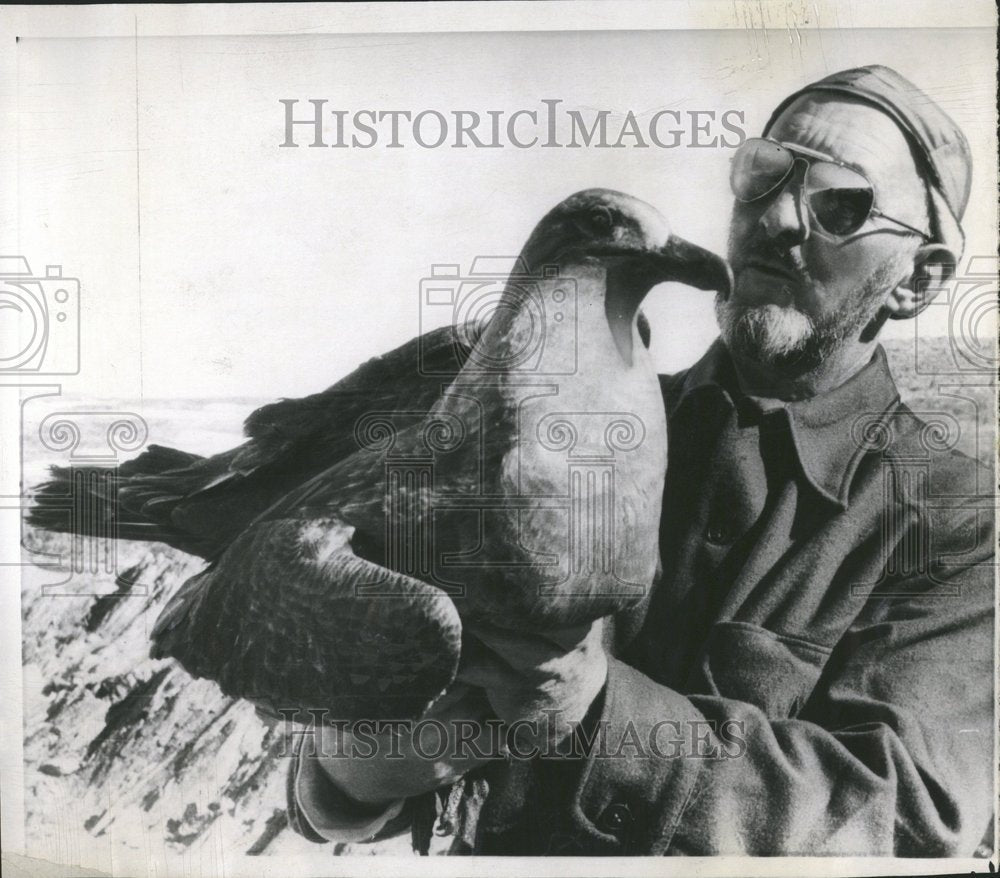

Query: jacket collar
<box><xmin>671</xmin><ymin>339</ymin><xmax>901</xmax><ymax>509</ymax></box>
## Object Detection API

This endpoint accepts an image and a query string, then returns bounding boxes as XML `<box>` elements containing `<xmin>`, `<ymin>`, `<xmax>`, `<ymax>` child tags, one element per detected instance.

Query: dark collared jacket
<box><xmin>290</xmin><ymin>340</ymin><xmax>996</xmax><ymax>856</ymax></box>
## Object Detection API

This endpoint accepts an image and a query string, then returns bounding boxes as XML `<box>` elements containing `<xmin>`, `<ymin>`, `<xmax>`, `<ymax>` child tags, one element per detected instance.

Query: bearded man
<box><xmin>286</xmin><ymin>65</ymin><xmax>995</xmax><ymax>857</ymax></box>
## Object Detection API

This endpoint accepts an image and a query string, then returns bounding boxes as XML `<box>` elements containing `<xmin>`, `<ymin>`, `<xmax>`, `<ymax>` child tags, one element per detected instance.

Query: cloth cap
<box><xmin>763</xmin><ymin>65</ymin><xmax>972</xmax><ymax>258</ymax></box>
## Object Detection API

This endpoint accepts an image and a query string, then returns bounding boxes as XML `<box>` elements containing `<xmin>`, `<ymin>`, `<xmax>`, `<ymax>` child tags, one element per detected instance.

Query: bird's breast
<box><xmin>420</xmin><ymin>266</ymin><xmax>668</xmax><ymax>627</ymax></box>
<box><xmin>438</xmin><ymin>350</ymin><xmax>667</xmax><ymax>627</ymax></box>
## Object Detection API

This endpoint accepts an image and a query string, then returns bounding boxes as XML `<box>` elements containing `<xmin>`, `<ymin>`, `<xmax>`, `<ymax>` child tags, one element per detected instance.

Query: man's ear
<box><xmin>885</xmin><ymin>244</ymin><xmax>958</xmax><ymax>320</ymax></box>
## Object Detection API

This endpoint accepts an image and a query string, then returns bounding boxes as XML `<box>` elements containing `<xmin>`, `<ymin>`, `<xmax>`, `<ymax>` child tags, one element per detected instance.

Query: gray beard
<box><xmin>715</xmin><ymin>258</ymin><xmax>903</xmax><ymax>373</ymax></box>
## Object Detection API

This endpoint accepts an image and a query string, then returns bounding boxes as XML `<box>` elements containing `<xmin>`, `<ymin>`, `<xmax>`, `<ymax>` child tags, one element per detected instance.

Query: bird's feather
<box><xmin>28</xmin><ymin>326</ymin><xmax>475</xmax><ymax>560</ymax></box>
<box><xmin>150</xmin><ymin>514</ymin><xmax>462</xmax><ymax>719</ymax></box>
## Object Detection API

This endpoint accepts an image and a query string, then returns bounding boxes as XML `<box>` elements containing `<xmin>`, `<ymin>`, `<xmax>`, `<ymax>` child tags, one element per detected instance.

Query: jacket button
<box><xmin>599</xmin><ymin>802</ymin><xmax>634</xmax><ymax>835</ymax></box>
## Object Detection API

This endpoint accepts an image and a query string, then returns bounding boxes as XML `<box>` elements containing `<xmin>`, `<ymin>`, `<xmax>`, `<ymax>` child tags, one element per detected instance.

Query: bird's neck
<box><xmin>603</xmin><ymin>263</ymin><xmax>655</xmax><ymax>368</ymax></box>
<box><xmin>481</xmin><ymin>260</ymin><xmax>648</xmax><ymax>375</ymax></box>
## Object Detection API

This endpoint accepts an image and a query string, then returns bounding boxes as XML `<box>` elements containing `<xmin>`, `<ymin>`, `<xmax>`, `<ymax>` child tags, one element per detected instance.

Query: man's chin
<box><xmin>715</xmin><ymin>299</ymin><xmax>823</xmax><ymax>371</ymax></box>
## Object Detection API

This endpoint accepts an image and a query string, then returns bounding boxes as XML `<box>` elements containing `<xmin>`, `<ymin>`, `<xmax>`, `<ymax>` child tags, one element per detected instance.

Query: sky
<box><xmin>7</xmin><ymin>24</ymin><xmax>997</xmax><ymax>402</ymax></box>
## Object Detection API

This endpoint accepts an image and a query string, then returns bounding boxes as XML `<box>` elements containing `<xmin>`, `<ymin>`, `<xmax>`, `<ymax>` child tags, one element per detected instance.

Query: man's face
<box><xmin>719</xmin><ymin>94</ymin><xmax>930</xmax><ymax>371</ymax></box>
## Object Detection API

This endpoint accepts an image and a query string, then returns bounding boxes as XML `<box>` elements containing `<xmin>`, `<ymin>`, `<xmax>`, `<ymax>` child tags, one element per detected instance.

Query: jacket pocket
<box><xmin>699</xmin><ymin>621</ymin><xmax>831</xmax><ymax>719</ymax></box>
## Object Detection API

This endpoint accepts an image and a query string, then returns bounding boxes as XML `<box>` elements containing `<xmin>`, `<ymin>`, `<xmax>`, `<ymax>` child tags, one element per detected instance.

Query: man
<box><xmin>285</xmin><ymin>66</ymin><xmax>995</xmax><ymax>856</ymax></box>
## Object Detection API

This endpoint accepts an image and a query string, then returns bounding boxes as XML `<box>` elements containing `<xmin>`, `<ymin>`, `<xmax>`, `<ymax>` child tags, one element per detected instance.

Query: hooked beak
<box><xmin>656</xmin><ymin>235</ymin><xmax>733</xmax><ymax>300</ymax></box>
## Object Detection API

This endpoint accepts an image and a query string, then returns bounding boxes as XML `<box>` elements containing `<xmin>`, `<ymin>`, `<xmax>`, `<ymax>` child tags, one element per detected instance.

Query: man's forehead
<box><xmin>766</xmin><ymin>93</ymin><xmax>920</xmax><ymax>184</ymax></box>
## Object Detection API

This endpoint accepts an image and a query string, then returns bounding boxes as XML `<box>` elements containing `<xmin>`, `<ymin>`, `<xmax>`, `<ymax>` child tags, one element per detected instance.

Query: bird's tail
<box><xmin>26</xmin><ymin>444</ymin><xmax>216</xmax><ymax>557</ymax></box>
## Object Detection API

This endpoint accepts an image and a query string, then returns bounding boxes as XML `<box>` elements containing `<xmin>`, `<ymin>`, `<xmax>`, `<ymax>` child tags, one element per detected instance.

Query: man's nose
<box><xmin>758</xmin><ymin>173</ymin><xmax>810</xmax><ymax>246</ymax></box>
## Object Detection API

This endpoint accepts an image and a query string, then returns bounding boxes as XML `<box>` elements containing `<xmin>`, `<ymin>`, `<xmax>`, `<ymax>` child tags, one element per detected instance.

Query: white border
<box><xmin>1</xmin><ymin>2</ymin><xmax>996</xmax><ymax>876</ymax></box>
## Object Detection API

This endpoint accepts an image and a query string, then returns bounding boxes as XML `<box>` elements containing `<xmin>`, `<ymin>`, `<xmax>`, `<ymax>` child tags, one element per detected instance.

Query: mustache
<box><xmin>730</xmin><ymin>238</ymin><xmax>807</xmax><ymax>283</ymax></box>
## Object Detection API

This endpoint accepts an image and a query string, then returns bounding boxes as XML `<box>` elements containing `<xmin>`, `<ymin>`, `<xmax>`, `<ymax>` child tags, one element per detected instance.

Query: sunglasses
<box><xmin>730</xmin><ymin>138</ymin><xmax>931</xmax><ymax>240</ymax></box>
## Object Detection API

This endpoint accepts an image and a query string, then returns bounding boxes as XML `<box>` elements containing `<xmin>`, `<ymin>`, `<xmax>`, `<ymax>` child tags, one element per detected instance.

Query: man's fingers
<box><xmin>461</xmin><ymin>619</ymin><xmax>603</xmax><ymax>670</ymax></box>
<box><xmin>425</xmin><ymin>683</ymin><xmax>495</xmax><ymax>724</ymax></box>
<box><xmin>455</xmin><ymin>631</ymin><xmax>518</xmax><ymax>688</ymax></box>
<box><xmin>425</xmin><ymin>682</ymin><xmax>475</xmax><ymax>715</ymax></box>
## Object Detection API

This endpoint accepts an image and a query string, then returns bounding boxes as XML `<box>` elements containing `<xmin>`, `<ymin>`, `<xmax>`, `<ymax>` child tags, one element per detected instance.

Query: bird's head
<box><xmin>518</xmin><ymin>188</ymin><xmax>732</xmax><ymax>299</ymax></box>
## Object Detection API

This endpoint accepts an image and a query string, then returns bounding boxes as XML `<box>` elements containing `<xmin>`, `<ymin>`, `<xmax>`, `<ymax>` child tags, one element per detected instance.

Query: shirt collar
<box><xmin>671</xmin><ymin>340</ymin><xmax>901</xmax><ymax>509</ymax></box>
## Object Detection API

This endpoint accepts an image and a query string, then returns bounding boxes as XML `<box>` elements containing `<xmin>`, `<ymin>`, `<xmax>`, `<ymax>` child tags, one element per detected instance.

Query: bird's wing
<box><xmin>26</xmin><ymin>445</ymin><xmax>239</xmax><ymax>558</ymax></box>
<box><xmin>162</xmin><ymin>324</ymin><xmax>474</xmax><ymax>554</ymax></box>
<box><xmin>150</xmin><ymin>514</ymin><xmax>462</xmax><ymax>721</ymax></box>
<box><xmin>236</xmin><ymin>324</ymin><xmax>472</xmax><ymax>468</ymax></box>
<box><xmin>29</xmin><ymin>325</ymin><xmax>477</xmax><ymax>560</ymax></box>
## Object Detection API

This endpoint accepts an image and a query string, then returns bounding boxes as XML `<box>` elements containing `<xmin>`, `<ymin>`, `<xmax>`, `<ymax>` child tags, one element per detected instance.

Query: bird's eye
<box><xmin>573</xmin><ymin>205</ymin><xmax>615</xmax><ymax>237</ymax></box>
<box><xmin>589</xmin><ymin>206</ymin><xmax>614</xmax><ymax>232</ymax></box>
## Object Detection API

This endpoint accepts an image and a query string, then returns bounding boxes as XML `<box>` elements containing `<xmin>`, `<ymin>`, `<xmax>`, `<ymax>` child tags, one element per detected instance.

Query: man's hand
<box><xmin>311</xmin><ymin>683</ymin><xmax>500</xmax><ymax>808</ymax></box>
<box><xmin>302</xmin><ymin>618</ymin><xmax>607</xmax><ymax>810</ymax></box>
<box><xmin>457</xmin><ymin>618</ymin><xmax>608</xmax><ymax>752</ymax></box>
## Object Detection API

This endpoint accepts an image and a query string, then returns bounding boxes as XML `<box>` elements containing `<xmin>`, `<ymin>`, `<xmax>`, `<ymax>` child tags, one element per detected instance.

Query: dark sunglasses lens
<box><xmin>805</xmin><ymin>162</ymin><xmax>874</xmax><ymax>235</ymax></box>
<box><xmin>730</xmin><ymin>139</ymin><xmax>792</xmax><ymax>201</ymax></box>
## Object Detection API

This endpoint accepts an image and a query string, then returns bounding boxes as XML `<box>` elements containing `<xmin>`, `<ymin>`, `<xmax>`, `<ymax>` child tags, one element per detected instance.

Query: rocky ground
<box><xmin>19</xmin><ymin>531</ymin><xmax>432</xmax><ymax>867</ymax></box>
<box><xmin>18</xmin><ymin>405</ymin><xmax>432</xmax><ymax>870</ymax></box>
<box><xmin>16</xmin><ymin>337</ymin><xmax>995</xmax><ymax>869</ymax></box>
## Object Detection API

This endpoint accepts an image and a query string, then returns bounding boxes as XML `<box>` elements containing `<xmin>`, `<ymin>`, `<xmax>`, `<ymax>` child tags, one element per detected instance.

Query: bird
<box><xmin>28</xmin><ymin>189</ymin><xmax>731</xmax><ymax>722</ymax></box>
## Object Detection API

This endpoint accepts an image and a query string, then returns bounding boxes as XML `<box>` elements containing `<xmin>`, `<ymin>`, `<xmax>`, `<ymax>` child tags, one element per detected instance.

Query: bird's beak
<box><xmin>656</xmin><ymin>235</ymin><xmax>733</xmax><ymax>299</ymax></box>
